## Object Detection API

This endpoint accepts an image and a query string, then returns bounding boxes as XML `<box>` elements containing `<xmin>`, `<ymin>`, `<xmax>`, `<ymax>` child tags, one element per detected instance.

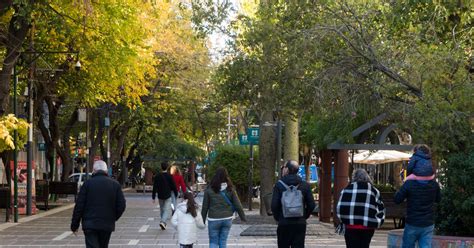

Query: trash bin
<box><xmin>263</xmin><ymin>193</ymin><xmax>273</xmax><ymax>216</ymax></box>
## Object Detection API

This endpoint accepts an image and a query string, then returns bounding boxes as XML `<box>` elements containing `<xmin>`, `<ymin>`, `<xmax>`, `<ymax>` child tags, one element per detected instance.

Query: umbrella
<box><xmin>351</xmin><ymin>150</ymin><xmax>412</xmax><ymax>165</ymax></box>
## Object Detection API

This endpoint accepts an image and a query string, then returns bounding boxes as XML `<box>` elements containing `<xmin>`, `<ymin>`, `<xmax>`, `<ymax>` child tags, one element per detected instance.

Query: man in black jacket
<box><xmin>395</xmin><ymin>179</ymin><xmax>441</xmax><ymax>248</ymax></box>
<box><xmin>271</xmin><ymin>160</ymin><xmax>316</xmax><ymax>248</ymax></box>
<box><xmin>71</xmin><ymin>160</ymin><xmax>126</xmax><ymax>248</ymax></box>
<box><xmin>152</xmin><ymin>162</ymin><xmax>177</xmax><ymax>230</ymax></box>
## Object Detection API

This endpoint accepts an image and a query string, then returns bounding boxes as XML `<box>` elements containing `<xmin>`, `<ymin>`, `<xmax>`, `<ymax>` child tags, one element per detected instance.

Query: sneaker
<box><xmin>159</xmin><ymin>222</ymin><xmax>166</xmax><ymax>230</ymax></box>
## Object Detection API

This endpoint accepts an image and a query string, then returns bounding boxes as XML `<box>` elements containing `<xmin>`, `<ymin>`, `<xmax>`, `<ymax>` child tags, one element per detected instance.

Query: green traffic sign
<box><xmin>38</xmin><ymin>143</ymin><xmax>46</xmax><ymax>151</ymax></box>
<box><xmin>239</xmin><ymin>134</ymin><xmax>249</xmax><ymax>145</ymax></box>
<box><xmin>247</xmin><ymin>127</ymin><xmax>260</xmax><ymax>143</ymax></box>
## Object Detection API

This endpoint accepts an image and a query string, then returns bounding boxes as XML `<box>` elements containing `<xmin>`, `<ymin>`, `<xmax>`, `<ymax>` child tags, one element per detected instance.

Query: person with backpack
<box><xmin>201</xmin><ymin>167</ymin><xmax>246</xmax><ymax>248</ymax></box>
<box><xmin>336</xmin><ymin>168</ymin><xmax>385</xmax><ymax>248</ymax></box>
<box><xmin>271</xmin><ymin>160</ymin><xmax>316</xmax><ymax>248</ymax></box>
<box><xmin>171</xmin><ymin>192</ymin><xmax>206</xmax><ymax>247</ymax></box>
<box><xmin>152</xmin><ymin>162</ymin><xmax>178</xmax><ymax>230</ymax></box>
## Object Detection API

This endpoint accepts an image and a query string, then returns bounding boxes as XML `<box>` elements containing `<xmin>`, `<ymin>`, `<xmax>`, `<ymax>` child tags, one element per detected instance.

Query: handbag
<box><xmin>220</xmin><ymin>191</ymin><xmax>236</xmax><ymax>213</ymax></box>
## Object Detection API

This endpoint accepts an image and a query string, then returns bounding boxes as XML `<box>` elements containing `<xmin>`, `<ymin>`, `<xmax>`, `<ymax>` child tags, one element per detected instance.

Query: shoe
<box><xmin>160</xmin><ymin>222</ymin><xmax>166</xmax><ymax>230</ymax></box>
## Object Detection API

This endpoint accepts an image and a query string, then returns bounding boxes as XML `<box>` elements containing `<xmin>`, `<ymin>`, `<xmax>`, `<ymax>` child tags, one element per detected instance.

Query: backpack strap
<box><xmin>220</xmin><ymin>191</ymin><xmax>236</xmax><ymax>212</ymax></box>
<box><xmin>278</xmin><ymin>180</ymin><xmax>299</xmax><ymax>190</ymax></box>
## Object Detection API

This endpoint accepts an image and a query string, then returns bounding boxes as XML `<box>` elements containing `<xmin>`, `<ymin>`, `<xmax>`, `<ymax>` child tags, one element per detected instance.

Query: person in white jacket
<box><xmin>171</xmin><ymin>192</ymin><xmax>206</xmax><ymax>247</ymax></box>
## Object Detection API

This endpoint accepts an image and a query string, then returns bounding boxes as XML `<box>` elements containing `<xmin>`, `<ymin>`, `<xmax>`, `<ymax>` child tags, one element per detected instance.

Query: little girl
<box><xmin>171</xmin><ymin>192</ymin><xmax>206</xmax><ymax>248</ymax></box>
<box><xmin>405</xmin><ymin>144</ymin><xmax>435</xmax><ymax>181</ymax></box>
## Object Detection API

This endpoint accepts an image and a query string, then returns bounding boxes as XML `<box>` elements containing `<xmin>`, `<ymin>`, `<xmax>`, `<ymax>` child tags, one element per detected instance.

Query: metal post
<box><xmin>13</xmin><ymin>67</ymin><xmax>19</xmax><ymax>222</ymax></box>
<box><xmin>106</xmin><ymin>111</ymin><xmax>110</xmax><ymax>172</ymax></box>
<box><xmin>248</xmin><ymin>142</ymin><xmax>253</xmax><ymax>211</ymax></box>
<box><xmin>85</xmin><ymin>108</ymin><xmax>90</xmax><ymax>179</ymax></box>
<box><xmin>276</xmin><ymin>118</ymin><xmax>282</xmax><ymax>179</ymax></box>
<box><xmin>226</xmin><ymin>106</ymin><xmax>231</xmax><ymax>144</ymax></box>
<box><xmin>26</xmin><ymin>73</ymin><xmax>33</xmax><ymax>215</ymax></box>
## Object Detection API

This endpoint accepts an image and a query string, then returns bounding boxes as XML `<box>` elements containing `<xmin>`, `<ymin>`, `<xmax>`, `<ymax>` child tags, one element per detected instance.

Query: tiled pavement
<box><xmin>0</xmin><ymin>191</ymin><xmax>389</xmax><ymax>247</ymax></box>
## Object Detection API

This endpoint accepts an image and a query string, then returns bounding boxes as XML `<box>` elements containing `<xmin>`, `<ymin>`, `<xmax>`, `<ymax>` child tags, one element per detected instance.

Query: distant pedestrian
<box><xmin>271</xmin><ymin>160</ymin><xmax>316</xmax><ymax>248</ymax></box>
<box><xmin>71</xmin><ymin>160</ymin><xmax>126</xmax><ymax>248</ymax></box>
<box><xmin>405</xmin><ymin>144</ymin><xmax>435</xmax><ymax>181</ymax></box>
<box><xmin>170</xmin><ymin>165</ymin><xmax>187</xmax><ymax>208</ymax></box>
<box><xmin>202</xmin><ymin>167</ymin><xmax>246</xmax><ymax>248</ymax></box>
<box><xmin>395</xmin><ymin>146</ymin><xmax>441</xmax><ymax>248</ymax></box>
<box><xmin>336</xmin><ymin>168</ymin><xmax>385</xmax><ymax>248</ymax></box>
<box><xmin>171</xmin><ymin>192</ymin><xmax>206</xmax><ymax>247</ymax></box>
<box><xmin>152</xmin><ymin>161</ymin><xmax>178</xmax><ymax>230</ymax></box>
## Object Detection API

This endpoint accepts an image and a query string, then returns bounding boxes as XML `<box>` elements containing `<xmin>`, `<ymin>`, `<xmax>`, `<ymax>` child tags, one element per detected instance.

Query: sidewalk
<box><xmin>0</xmin><ymin>191</ymin><xmax>389</xmax><ymax>247</ymax></box>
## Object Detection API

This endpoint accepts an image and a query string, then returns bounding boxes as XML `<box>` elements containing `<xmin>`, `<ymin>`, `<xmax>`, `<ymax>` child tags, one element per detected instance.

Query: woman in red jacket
<box><xmin>170</xmin><ymin>165</ymin><xmax>187</xmax><ymax>209</ymax></box>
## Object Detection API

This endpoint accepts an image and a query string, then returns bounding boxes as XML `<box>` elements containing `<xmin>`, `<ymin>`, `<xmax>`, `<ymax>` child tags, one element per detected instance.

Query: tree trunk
<box><xmin>258</xmin><ymin>111</ymin><xmax>276</xmax><ymax>215</ymax></box>
<box><xmin>283</xmin><ymin>111</ymin><xmax>299</xmax><ymax>161</ymax></box>
<box><xmin>59</xmin><ymin>109</ymin><xmax>78</xmax><ymax>181</ymax></box>
<box><xmin>88</xmin><ymin>110</ymin><xmax>105</xmax><ymax>171</ymax></box>
<box><xmin>0</xmin><ymin>2</ymin><xmax>33</xmax><ymax>115</ymax></box>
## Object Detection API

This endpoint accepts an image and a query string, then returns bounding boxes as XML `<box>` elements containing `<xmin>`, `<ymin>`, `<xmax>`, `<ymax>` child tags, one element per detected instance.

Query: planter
<box><xmin>388</xmin><ymin>229</ymin><xmax>474</xmax><ymax>248</ymax></box>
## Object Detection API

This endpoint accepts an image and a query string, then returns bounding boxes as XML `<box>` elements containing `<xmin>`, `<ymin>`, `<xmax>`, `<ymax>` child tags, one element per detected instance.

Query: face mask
<box><xmin>220</xmin><ymin>182</ymin><xmax>228</xmax><ymax>191</ymax></box>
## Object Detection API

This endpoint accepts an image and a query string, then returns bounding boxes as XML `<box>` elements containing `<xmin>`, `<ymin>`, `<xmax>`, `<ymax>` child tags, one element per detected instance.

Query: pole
<box><xmin>26</xmin><ymin>25</ymin><xmax>35</xmax><ymax>215</ymax></box>
<box><xmin>276</xmin><ymin>118</ymin><xmax>282</xmax><ymax>179</ymax></box>
<box><xmin>248</xmin><ymin>142</ymin><xmax>253</xmax><ymax>211</ymax></box>
<box><xmin>106</xmin><ymin>111</ymin><xmax>110</xmax><ymax>172</ymax></box>
<box><xmin>13</xmin><ymin>67</ymin><xmax>19</xmax><ymax>222</ymax></box>
<box><xmin>85</xmin><ymin>108</ymin><xmax>90</xmax><ymax>179</ymax></box>
<box><xmin>226</xmin><ymin>106</ymin><xmax>231</xmax><ymax>144</ymax></box>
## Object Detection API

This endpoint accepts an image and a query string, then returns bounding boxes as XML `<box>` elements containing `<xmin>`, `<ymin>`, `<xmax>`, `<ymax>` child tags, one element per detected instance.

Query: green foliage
<box><xmin>436</xmin><ymin>148</ymin><xmax>474</xmax><ymax>237</ymax></box>
<box><xmin>208</xmin><ymin>145</ymin><xmax>260</xmax><ymax>199</ymax></box>
<box><xmin>373</xmin><ymin>183</ymin><xmax>396</xmax><ymax>193</ymax></box>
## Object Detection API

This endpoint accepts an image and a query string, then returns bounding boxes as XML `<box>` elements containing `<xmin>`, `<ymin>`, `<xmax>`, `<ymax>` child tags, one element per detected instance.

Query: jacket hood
<box><xmin>281</xmin><ymin>174</ymin><xmax>302</xmax><ymax>186</ymax></box>
<box><xmin>177</xmin><ymin>201</ymin><xmax>188</xmax><ymax>213</ymax></box>
<box><xmin>414</xmin><ymin>149</ymin><xmax>431</xmax><ymax>160</ymax></box>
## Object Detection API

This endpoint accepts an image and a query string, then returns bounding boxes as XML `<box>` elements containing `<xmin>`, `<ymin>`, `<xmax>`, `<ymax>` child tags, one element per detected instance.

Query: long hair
<box><xmin>169</xmin><ymin>165</ymin><xmax>181</xmax><ymax>176</ymax></box>
<box><xmin>210</xmin><ymin>167</ymin><xmax>234</xmax><ymax>193</ymax></box>
<box><xmin>183</xmin><ymin>192</ymin><xmax>197</xmax><ymax>217</ymax></box>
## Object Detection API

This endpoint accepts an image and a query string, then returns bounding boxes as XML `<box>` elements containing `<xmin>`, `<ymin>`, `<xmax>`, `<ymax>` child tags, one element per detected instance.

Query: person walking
<box><xmin>71</xmin><ymin>160</ymin><xmax>126</xmax><ymax>248</ymax></box>
<box><xmin>171</xmin><ymin>192</ymin><xmax>206</xmax><ymax>247</ymax></box>
<box><xmin>170</xmin><ymin>165</ymin><xmax>187</xmax><ymax>209</ymax></box>
<box><xmin>201</xmin><ymin>167</ymin><xmax>246</xmax><ymax>248</ymax></box>
<box><xmin>271</xmin><ymin>160</ymin><xmax>316</xmax><ymax>248</ymax></box>
<box><xmin>395</xmin><ymin>148</ymin><xmax>441</xmax><ymax>248</ymax></box>
<box><xmin>336</xmin><ymin>168</ymin><xmax>386</xmax><ymax>248</ymax></box>
<box><xmin>152</xmin><ymin>161</ymin><xmax>178</xmax><ymax>230</ymax></box>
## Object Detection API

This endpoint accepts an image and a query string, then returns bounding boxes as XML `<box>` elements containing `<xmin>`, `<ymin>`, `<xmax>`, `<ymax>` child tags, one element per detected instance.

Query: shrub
<box><xmin>436</xmin><ymin>150</ymin><xmax>474</xmax><ymax>236</ymax></box>
<box><xmin>208</xmin><ymin>145</ymin><xmax>260</xmax><ymax>202</ymax></box>
<box><xmin>373</xmin><ymin>183</ymin><xmax>396</xmax><ymax>192</ymax></box>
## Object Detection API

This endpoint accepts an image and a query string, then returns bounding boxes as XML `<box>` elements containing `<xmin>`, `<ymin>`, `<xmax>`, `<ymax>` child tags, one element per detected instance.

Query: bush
<box><xmin>208</xmin><ymin>145</ymin><xmax>260</xmax><ymax>202</ymax></box>
<box><xmin>373</xmin><ymin>183</ymin><xmax>396</xmax><ymax>192</ymax></box>
<box><xmin>436</xmin><ymin>150</ymin><xmax>474</xmax><ymax>236</ymax></box>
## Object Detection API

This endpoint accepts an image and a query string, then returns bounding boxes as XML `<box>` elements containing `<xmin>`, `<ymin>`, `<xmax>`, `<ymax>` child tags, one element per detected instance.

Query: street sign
<box><xmin>247</xmin><ymin>127</ymin><xmax>259</xmax><ymax>144</ymax></box>
<box><xmin>239</xmin><ymin>134</ymin><xmax>249</xmax><ymax>145</ymax></box>
<box><xmin>38</xmin><ymin>143</ymin><xmax>46</xmax><ymax>151</ymax></box>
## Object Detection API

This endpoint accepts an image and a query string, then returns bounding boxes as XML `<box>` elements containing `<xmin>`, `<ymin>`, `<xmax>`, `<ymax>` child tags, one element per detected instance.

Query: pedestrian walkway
<box><xmin>0</xmin><ymin>192</ymin><xmax>388</xmax><ymax>247</ymax></box>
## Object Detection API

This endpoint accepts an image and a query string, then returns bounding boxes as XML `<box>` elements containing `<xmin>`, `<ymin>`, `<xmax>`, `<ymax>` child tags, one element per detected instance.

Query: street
<box><xmin>0</xmin><ymin>191</ymin><xmax>388</xmax><ymax>247</ymax></box>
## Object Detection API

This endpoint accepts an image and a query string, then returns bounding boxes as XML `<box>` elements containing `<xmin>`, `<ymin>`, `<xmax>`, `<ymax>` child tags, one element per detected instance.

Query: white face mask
<box><xmin>220</xmin><ymin>182</ymin><xmax>228</xmax><ymax>191</ymax></box>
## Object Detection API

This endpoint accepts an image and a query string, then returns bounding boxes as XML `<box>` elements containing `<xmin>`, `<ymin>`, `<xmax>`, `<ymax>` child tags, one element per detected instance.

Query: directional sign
<box><xmin>38</xmin><ymin>143</ymin><xmax>46</xmax><ymax>151</ymax></box>
<box><xmin>239</xmin><ymin>134</ymin><xmax>249</xmax><ymax>145</ymax></box>
<box><xmin>247</xmin><ymin>127</ymin><xmax>260</xmax><ymax>144</ymax></box>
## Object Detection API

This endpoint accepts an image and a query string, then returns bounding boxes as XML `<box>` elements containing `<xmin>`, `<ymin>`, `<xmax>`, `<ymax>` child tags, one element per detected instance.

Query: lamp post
<box><xmin>12</xmin><ymin>66</ymin><xmax>19</xmax><ymax>222</ymax></box>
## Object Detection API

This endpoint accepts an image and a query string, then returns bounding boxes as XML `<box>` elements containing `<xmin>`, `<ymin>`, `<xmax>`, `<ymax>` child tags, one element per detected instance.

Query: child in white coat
<box><xmin>171</xmin><ymin>192</ymin><xmax>206</xmax><ymax>248</ymax></box>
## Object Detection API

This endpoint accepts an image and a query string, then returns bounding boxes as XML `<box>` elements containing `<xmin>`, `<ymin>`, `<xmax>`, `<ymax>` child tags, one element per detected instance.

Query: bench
<box><xmin>0</xmin><ymin>186</ymin><xmax>10</xmax><ymax>222</ymax></box>
<box><xmin>49</xmin><ymin>181</ymin><xmax>78</xmax><ymax>201</ymax></box>
<box><xmin>381</xmin><ymin>192</ymin><xmax>406</xmax><ymax>229</ymax></box>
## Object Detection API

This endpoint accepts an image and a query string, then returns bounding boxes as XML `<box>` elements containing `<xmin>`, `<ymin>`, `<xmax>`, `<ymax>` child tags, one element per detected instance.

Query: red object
<box><xmin>172</xmin><ymin>174</ymin><xmax>187</xmax><ymax>193</ymax></box>
<box><xmin>346</xmin><ymin>224</ymin><xmax>374</xmax><ymax>230</ymax></box>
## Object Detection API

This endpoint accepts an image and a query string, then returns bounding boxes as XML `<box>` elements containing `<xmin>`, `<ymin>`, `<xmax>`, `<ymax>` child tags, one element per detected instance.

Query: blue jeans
<box><xmin>402</xmin><ymin>224</ymin><xmax>434</xmax><ymax>248</ymax></box>
<box><xmin>208</xmin><ymin>219</ymin><xmax>232</xmax><ymax>248</ymax></box>
<box><xmin>159</xmin><ymin>197</ymin><xmax>172</xmax><ymax>224</ymax></box>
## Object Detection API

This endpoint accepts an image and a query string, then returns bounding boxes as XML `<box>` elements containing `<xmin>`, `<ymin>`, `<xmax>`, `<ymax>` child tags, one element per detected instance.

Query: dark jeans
<box><xmin>277</xmin><ymin>223</ymin><xmax>306</xmax><ymax>248</ymax></box>
<box><xmin>180</xmin><ymin>244</ymin><xmax>193</xmax><ymax>248</ymax></box>
<box><xmin>344</xmin><ymin>228</ymin><xmax>375</xmax><ymax>248</ymax></box>
<box><xmin>84</xmin><ymin>229</ymin><xmax>112</xmax><ymax>248</ymax></box>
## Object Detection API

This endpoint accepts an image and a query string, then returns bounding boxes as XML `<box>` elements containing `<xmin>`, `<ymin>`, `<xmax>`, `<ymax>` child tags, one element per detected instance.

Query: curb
<box><xmin>0</xmin><ymin>203</ymin><xmax>74</xmax><ymax>232</ymax></box>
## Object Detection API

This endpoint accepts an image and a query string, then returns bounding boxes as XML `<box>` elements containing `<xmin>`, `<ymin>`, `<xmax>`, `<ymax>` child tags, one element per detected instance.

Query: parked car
<box><xmin>68</xmin><ymin>173</ymin><xmax>90</xmax><ymax>188</ymax></box>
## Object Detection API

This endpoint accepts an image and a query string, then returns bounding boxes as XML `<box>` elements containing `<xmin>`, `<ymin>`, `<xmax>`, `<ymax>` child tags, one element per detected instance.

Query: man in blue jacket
<box><xmin>271</xmin><ymin>160</ymin><xmax>316</xmax><ymax>248</ymax></box>
<box><xmin>395</xmin><ymin>178</ymin><xmax>441</xmax><ymax>248</ymax></box>
<box><xmin>71</xmin><ymin>160</ymin><xmax>126</xmax><ymax>248</ymax></box>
